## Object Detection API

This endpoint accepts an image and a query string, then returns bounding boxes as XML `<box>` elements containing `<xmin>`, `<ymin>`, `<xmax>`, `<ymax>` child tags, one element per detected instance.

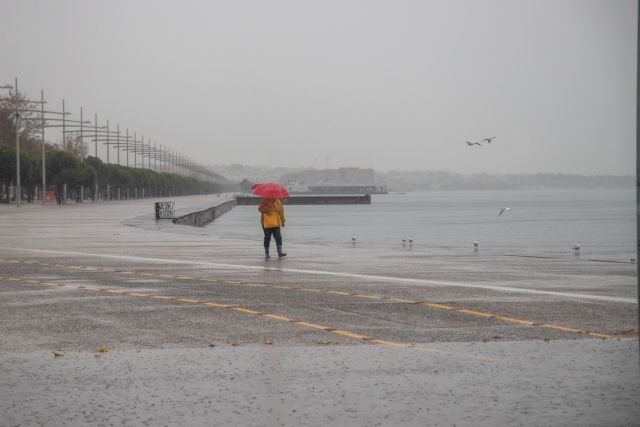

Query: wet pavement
<box><xmin>0</xmin><ymin>196</ymin><xmax>638</xmax><ymax>426</ymax></box>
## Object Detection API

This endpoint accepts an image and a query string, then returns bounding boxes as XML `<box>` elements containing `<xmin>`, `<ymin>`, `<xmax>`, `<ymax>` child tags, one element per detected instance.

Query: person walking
<box><xmin>258</xmin><ymin>197</ymin><xmax>287</xmax><ymax>258</ymax></box>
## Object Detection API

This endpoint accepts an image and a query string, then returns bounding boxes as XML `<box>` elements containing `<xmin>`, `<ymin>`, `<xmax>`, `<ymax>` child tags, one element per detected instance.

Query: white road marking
<box><xmin>10</xmin><ymin>247</ymin><xmax>638</xmax><ymax>304</ymax></box>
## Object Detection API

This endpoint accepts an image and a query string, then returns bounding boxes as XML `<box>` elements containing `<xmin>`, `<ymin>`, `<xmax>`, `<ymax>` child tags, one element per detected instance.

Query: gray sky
<box><xmin>1</xmin><ymin>0</ymin><xmax>636</xmax><ymax>174</ymax></box>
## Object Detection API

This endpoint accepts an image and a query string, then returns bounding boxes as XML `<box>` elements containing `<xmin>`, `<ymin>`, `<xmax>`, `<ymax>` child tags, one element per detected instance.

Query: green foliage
<box><xmin>0</xmin><ymin>145</ymin><xmax>43</xmax><ymax>201</ymax></box>
<box><xmin>83</xmin><ymin>156</ymin><xmax>225</xmax><ymax>195</ymax></box>
<box><xmin>2</xmin><ymin>151</ymin><xmax>225</xmax><ymax>202</ymax></box>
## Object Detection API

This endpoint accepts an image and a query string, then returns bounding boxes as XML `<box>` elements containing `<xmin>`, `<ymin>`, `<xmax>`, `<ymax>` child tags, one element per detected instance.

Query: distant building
<box><xmin>281</xmin><ymin>167</ymin><xmax>376</xmax><ymax>186</ymax></box>
<box><xmin>282</xmin><ymin>167</ymin><xmax>385</xmax><ymax>194</ymax></box>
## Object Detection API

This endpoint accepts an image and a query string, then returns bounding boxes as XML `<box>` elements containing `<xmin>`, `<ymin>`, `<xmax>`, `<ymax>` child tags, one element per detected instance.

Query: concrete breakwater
<box><xmin>236</xmin><ymin>195</ymin><xmax>371</xmax><ymax>205</ymax></box>
<box><xmin>172</xmin><ymin>199</ymin><xmax>237</xmax><ymax>227</ymax></box>
<box><xmin>172</xmin><ymin>194</ymin><xmax>370</xmax><ymax>227</ymax></box>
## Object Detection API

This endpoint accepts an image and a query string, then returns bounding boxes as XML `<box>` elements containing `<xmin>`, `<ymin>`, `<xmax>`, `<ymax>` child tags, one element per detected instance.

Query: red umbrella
<box><xmin>251</xmin><ymin>182</ymin><xmax>289</xmax><ymax>198</ymax></box>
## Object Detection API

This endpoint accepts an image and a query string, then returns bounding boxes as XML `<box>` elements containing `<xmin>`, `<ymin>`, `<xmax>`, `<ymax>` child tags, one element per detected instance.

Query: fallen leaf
<box><xmin>53</xmin><ymin>351</ymin><xmax>64</xmax><ymax>357</ymax></box>
<box><xmin>96</xmin><ymin>346</ymin><xmax>108</xmax><ymax>353</ymax></box>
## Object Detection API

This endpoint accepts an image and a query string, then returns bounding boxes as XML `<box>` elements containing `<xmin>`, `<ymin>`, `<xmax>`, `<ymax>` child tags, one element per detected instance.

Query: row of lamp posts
<box><xmin>1</xmin><ymin>77</ymin><xmax>195</xmax><ymax>207</ymax></box>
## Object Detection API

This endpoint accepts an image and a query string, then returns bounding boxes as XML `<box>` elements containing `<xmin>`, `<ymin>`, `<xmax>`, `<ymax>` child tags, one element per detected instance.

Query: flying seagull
<box><xmin>481</xmin><ymin>137</ymin><xmax>496</xmax><ymax>144</ymax></box>
<box><xmin>465</xmin><ymin>141</ymin><xmax>482</xmax><ymax>146</ymax></box>
<box><xmin>498</xmin><ymin>207</ymin><xmax>511</xmax><ymax>216</ymax></box>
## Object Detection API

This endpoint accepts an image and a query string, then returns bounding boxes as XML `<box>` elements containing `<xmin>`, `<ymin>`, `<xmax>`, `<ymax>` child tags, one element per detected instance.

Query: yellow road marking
<box><xmin>493</xmin><ymin>315</ymin><xmax>534</xmax><ymax>325</ymax></box>
<box><xmin>386</xmin><ymin>298</ymin><xmax>415</xmax><ymax>303</ymax></box>
<box><xmin>263</xmin><ymin>314</ymin><xmax>292</xmax><ymax>321</ymax></box>
<box><xmin>295</xmin><ymin>321</ymin><xmax>329</xmax><ymax>330</ymax></box>
<box><xmin>457</xmin><ymin>309</ymin><xmax>495</xmax><ymax>318</ymax></box>
<box><xmin>175</xmin><ymin>298</ymin><xmax>200</xmax><ymax>303</ymax></box>
<box><xmin>332</xmin><ymin>330</ymin><xmax>369</xmax><ymax>340</ymax></box>
<box><xmin>0</xmin><ymin>259</ymin><xmax>619</xmax><ymax>340</ymax></box>
<box><xmin>423</xmin><ymin>302</ymin><xmax>455</xmax><ymax>310</ymax></box>
<box><xmin>232</xmin><ymin>307</ymin><xmax>261</xmax><ymax>315</ymax></box>
<box><xmin>203</xmin><ymin>302</ymin><xmax>229</xmax><ymax>308</ymax></box>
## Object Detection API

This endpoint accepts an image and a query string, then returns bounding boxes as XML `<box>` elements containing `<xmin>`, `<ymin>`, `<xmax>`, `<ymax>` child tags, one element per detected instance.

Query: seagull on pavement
<box><xmin>498</xmin><ymin>207</ymin><xmax>511</xmax><ymax>216</ymax></box>
<box><xmin>465</xmin><ymin>141</ymin><xmax>482</xmax><ymax>146</ymax></box>
<box><xmin>573</xmin><ymin>241</ymin><xmax>581</xmax><ymax>251</ymax></box>
<box><xmin>481</xmin><ymin>137</ymin><xmax>496</xmax><ymax>144</ymax></box>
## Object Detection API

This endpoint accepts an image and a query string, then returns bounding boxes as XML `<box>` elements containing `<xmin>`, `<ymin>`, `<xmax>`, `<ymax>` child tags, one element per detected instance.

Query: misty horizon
<box><xmin>210</xmin><ymin>162</ymin><xmax>634</xmax><ymax>177</ymax></box>
<box><xmin>1</xmin><ymin>0</ymin><xmax>636</xmax><ymax>176</ymax></box>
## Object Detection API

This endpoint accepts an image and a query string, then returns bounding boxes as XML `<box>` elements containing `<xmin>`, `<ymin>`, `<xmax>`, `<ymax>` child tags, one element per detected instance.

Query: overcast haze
<box><xmin>1</xmin><ymin>0</ymin><xmax>636</xmax><ymax>174</ymax></box>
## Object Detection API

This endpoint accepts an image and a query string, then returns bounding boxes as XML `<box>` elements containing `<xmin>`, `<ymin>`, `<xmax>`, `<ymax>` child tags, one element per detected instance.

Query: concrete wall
<box><xmin>172</xmin><ymin>199</ymin><xmax>237</xmax><ymax>227</ymax></box>
<box><xmin>236</xmin><ymin>195</ymin><xmax>371</xmax><ymax>205</ymax></box>
<box><xmin>172</xmin><ymin>195</ymin><xmax>370</xmax><ymax>227</ymax></box>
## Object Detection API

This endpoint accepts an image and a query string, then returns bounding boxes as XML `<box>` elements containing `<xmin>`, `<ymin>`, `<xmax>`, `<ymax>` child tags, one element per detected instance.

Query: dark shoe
<box><xmin>277</xmin><ymin>245</ymin><xmax>287</xmax><ymax>258</ymax></box>
<box><xmin>265</xmin><ymin>248</ymin><xmax>270</xmax><ymax>259</ymax></box>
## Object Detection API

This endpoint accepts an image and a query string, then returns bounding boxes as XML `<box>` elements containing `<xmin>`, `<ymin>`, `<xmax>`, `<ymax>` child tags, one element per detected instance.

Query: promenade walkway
<box><xmin>0</xmin><ymin>196</ymin><xmax>637</xmax><ymax>426</ymax></box>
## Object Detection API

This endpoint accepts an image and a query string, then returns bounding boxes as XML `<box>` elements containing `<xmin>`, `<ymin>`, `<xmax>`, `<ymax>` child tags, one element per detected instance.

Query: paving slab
<box><xmin>0</xmin><ymin>196</ymin><xmax>638</xmax><ymax>426</ymax></box>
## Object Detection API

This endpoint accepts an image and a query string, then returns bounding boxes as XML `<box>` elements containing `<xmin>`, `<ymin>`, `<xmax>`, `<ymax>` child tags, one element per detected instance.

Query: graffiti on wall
<box><xmin>155</xmin><ymin>201</ymin><xmax>175</xmax><ymax>220</ymax></box>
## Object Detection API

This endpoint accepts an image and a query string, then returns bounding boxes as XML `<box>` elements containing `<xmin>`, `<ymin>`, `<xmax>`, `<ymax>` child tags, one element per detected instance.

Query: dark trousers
<box><xmin>263</xmin><ymin>227</ymin><xmax>282</xmax><ymax>249</ymax></box>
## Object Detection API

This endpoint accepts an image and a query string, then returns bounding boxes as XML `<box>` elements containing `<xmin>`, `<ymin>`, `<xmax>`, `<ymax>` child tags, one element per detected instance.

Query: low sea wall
<box><xmin>171</xmin><ymin>195</ymin><xmax>370</xmax><ymax>227</ymax></box>
<box><xmin>172</xmin><ymin>199</ymin><xmax>237</xmax><ymax>227</ymax></box>
<box><xmin>235</xmin><ymin>195</ymin><xmax>371</xmax><ymax>205</ymax></box>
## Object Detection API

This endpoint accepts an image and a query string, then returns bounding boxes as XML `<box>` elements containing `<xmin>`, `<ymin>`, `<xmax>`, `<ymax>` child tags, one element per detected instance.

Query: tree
<box><xmin>61</xmin><ymin>133</ymin><xmax>88</xmax><ymax>159</ymax></box>
<box><xmin>0</xmin><ymin>91</ymin><xmax>43</xmax><ymax>153</ymax></box>
<box><xmin>0</xmin><ymin>145</ymin><xmax>40</xmax><ymax>201</ymax></box>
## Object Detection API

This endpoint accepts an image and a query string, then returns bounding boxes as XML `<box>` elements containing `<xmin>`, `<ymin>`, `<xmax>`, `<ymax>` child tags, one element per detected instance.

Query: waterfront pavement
<box><xmin>0</xmin><ymin>195</ymin><xmax>638</xmax><ymax>426</ymax></box>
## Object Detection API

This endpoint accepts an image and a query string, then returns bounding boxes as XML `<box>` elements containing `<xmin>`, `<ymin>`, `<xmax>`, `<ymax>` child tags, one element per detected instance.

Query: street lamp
<box><xmin>0</xmin><ymin>84</ymin><xmax>14</xmax><ymax>204</ymax></box>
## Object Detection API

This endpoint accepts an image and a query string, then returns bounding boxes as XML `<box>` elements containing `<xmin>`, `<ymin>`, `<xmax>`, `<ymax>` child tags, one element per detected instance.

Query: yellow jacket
<box><xmin>258</xmin><ymin>198</ymin><xmax>285</xmax><ymax>228</ymax></box>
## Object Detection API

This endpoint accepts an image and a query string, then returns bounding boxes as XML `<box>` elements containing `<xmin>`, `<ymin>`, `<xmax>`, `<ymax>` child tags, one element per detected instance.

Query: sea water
<box><xmin>207</xmin><ymin>190</ymin><xmax>636</xmax><ymax>262</ymax></box>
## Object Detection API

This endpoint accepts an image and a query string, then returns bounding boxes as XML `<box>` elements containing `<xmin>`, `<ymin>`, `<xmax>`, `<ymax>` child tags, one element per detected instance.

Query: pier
<box><xmin>235</xmin><ymin>194</ymin><xmax>371</xmax><ymax>205</ymax></box>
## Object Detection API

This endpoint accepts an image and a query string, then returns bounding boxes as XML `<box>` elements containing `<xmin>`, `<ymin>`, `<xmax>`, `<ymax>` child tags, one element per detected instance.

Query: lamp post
<box><xmin>15</xmin><ymin>78</ymin><xmax>21</xmax><ymax>207</ymax></box>
<box><xmin>41</xmin><ymin>90</ymin><xmax>45</xmax><ymax>204</ymax></box>
<box><xmin>0</xmin><ymin>84</ymin><xmax>13</xmax><ymax>204</ymax></box>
